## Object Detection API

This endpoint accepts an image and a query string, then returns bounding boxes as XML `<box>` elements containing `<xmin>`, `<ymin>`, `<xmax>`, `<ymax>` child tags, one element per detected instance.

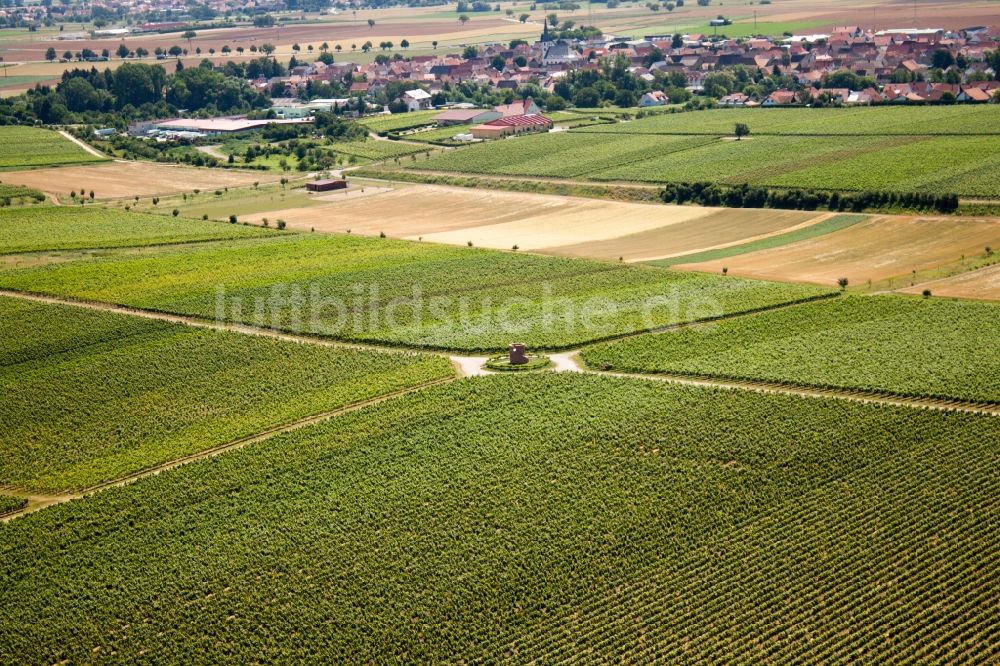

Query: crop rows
<box><xmin>0</xmin><ymin>496</ymin><xmax>26</xmax><ymax>515</ymax></box>
<box><xmin>412</xmin><ymin>107</ymin><xmax>1000</xmax><ymax>196</ymax></box>
<box><xmin>357</xmin><ymin>110</ymin><xmax>439</xmax><ymax>133</ymax></box>
<box><xmin>0</xmin><ymin>182</ymin><xmax>45</xmax><ymax>204</ymax></box>
<box><xmin>0</xmin><ymin>296</ymin><xmax>453</xmax><ymax>492</ymax></box>
<box><xmin>0</xmin><ymin>126</ymin><xmax>107</xmax><ymax>169</ymax></box>
<box><xmin>651</xmin><ymin>213</ymin><xmax>868</xmax><ymax>267</ymax></box>
<box><xmin>761</xmin><ymin>135</ymin><xmax>1000</xmax><ymax>197</ymax></box>
<box><xmin>414</xmin><ymin>132</ymin><xmax>715</xmax><ymax>179</ymax></box>
<box><xmin>607</xmin><ymin>134</ymin><xmax>998</xmax><ymax>195</ymax></box>
<box><xmin>0</xmin><ymin>233</ymin><xmax>830</xmax><ymax>351</ymax></box>
<box><xmin>582</xmin><ymin>294</ymin><xmax>1000</xmax><ymax>403</ymax></box>
<box><xmin>327</xmin><ymin>139</ymin><xmax>428</xmax><ymax>161</ymax></box>
<box><xmin>0</xmin><ymin>206</ymin><xmax>275</xmax><ymax>254</ymax></box>
<box><xmin>574</xmin><ymin>104</ymin><xmax>1000</xmax><ymax>136</ymax></box>
<box><xmin>1</xmin><ymin>374</ymin><xmax>995</xmax><ymax>662</ymax></box>
<box><xmin>404</xmin><ymin>123</ymin><xmax>475</xmax><ymax>144</ymax></box>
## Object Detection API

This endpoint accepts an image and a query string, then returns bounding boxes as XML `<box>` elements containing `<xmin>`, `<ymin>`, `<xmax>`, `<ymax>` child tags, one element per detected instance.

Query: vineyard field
<box><xmin>0</xmin><ymin>183</ymin><xmax>45</xmax><ymax>204</ymax></box>
<box><xmin>0</xmin><ymin>496</ymin><xmax>26</xmax><ymax>515</ymax></box>
<box><xmin>413</xmin><ymin>132</ymin><xmax>716</xmax><ymax>179</ymax></box>
<box><xmin>404</xmin><ymin>124</ymin><xmax>475</xmax><ymax>143</ymax></box>
<box><xmin>582</xmin><ymin>295</ymin><xmax>1000</xmax><ymax>403</ymax></box>
<box><xmin>0</xmin><ymin>234</ymin><xmax>831</xmax><ymax>351</ymax></box>
<box><xmin>358</xmin><ymin>110</ymin><xmax>439</xmax><ymax>133</ymax></box>
<box><xmin>574</xmin><ymin>104</ymin><xmax>1000</xmax><ymax>136</ymax></box>
<box><xmin>0</xmin><ymin>127</ymin><xmax>107</xmax><ymax>169</ymax></box>
<box><xmin>0</xmin><ymin>373</ymin><xmax>995</xmax><ymax>662</ymax></box>
<box><xmin>327</xmin><ymin>140</ymin><xmax>429</xmax><ymax>161</ymax></box>
<box><xmin>410</xmin><ymin>109</ymin><xmax>1000</xmax><ymax>197</ymax></box>
<box><xmin>0</xmin><ymin>206</ymin><xmax>275</xmax><ymax>253</ymax></box>
<box><xmin>0</xmin><ymin>296</ymin><xmax>453</xmax><ymax>492</ymax></box>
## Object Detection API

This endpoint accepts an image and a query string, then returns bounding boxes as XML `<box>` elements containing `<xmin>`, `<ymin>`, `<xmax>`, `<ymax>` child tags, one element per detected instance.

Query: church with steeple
<box><xmin>540</xmin><ymin>21</ymin><xmax>552</xmax><ymax>43</ymax></box>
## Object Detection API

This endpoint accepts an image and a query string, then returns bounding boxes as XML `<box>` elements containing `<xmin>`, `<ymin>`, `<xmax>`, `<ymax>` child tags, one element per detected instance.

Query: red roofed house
<box><xmin>470</xmin><ymin>114</ymin><xmax>553</xmax><ymax>139</ymax></box>
<box><xmin>763</xmin><ymin>89</ymin><xmax>797</xmax><ymax>106</ymax></box>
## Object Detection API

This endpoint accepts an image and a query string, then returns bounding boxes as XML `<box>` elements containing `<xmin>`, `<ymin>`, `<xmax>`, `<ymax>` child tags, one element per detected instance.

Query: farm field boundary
<box><xmin>580</xmin><ymin>295</ymin><xmax>1000</xmax><ymax>404</ymax></box>
<box><xmin>2</xmin><ymin>372</ymin><xmax>996</xmax><ymax>662</ymax></box>
<box><xmin>647</xmin><ymin>213</ymin><xmax>868</xmax><ymax>267</ymax></box>
<box><xmin>2</xmin><ymin>287</ymin><xmax>995</xmax><ymax>417</ymax></box>
<box><xmin>0</xmin><ymin>374</ymin><xmax>456</xmax><ymax>523</ymax></box>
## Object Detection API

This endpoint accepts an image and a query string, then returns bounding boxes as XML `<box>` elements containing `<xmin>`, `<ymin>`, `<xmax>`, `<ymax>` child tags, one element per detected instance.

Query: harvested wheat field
<box><xmin>410</xmin><ymin>188</ymin><xmax>717</xmax><ymax>250</ymax></box>
<box><xmin>678</xmin><ymin>215</ymin><xmax>1000</xmax><ymax>287</ymax></box>
<box><xmin>900</xmin><ymin>263</ymin><xmax>1000</xmax><ymax>301</ymax></box>
<box><xmin>251</xmin><ymin>185</ymin><xmax>719</xmax><ymax>245</ymax></box>
<box><xmin>2</xmin><ymin>162</ymin><xmax>283</xmax><ymax>200</ymax></box>
<box><xmin>541</xmin><ymin>209</ymin><xmax>827</xmax><ymax>262</ymax></box>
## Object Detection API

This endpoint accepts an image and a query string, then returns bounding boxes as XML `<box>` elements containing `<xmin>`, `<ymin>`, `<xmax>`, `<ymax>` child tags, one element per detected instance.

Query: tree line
<box><xmin>660</xmin><ymin>181</ymin><xmax>961</xmax><ymax>214</ymax></box>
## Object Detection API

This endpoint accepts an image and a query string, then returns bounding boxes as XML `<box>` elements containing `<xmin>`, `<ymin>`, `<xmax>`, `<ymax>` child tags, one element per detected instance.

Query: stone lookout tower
<box><xmin>509</xmin><ymin>343</ymin><xmax>527</xmax><ymax>365</ymax></box>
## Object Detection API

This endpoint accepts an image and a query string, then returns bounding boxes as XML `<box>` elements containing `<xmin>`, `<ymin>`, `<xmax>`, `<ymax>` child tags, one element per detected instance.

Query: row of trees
<box><xmin>660</xmin><ymin>181</ymin><xmax>961</xmax><ymax>213</ymax></box>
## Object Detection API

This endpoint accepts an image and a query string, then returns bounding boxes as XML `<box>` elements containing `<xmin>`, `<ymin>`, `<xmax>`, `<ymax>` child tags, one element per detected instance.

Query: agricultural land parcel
<box><xmin>0</xmin><ymin>126</ymin><xmax>107</xmax><ymax>170</ymax></box>
<box><xmin>582</xmin><ymin>295</ymin><xmax>1000</xmax><ymax>403</ymax></box>
<box><xmin>543</xmin><ymin>209</ymin><xmax>839</xmax><ymax>263</ymax></box>
<box><xmin>0</xmin><ymin>296</ymin><xmax>452</xmax><ymax>493</ymax></box>
<box><xmin>0</xmin><ymin>233</ymin><xmax>830</xmax><ymax>351</ymax></box>
<box><xmin>0</xmin><ymin>159</ymin><xmax>285</xmax><ymax>200</ymax></box>
<box><xmin>899</xmin><ymin>263</ymin><xmax>1000</xmax><ymax>301</ymax></box>
<box><xmin>0</xmin><ymin>206</ymin><xmax>274</xmax><ymax>253</ymax></box>
<box><xmin>676</xmin><ymin>214</ymin><xmax>1000</xmax><ymax>287</ymax></box>
<box><xmin>410</xmin><ymin>106</ymin><xmax>1000</xmax><ymax>197</ymax></box>
<box><xmin>1</xmin><ymin>373</ymin><xmax>996</xmax><ymax>662</ymax></box>
<box><xmin>645</xmin><ymin>213</ymin><xmax>868</xmax><ymax>267</ymax></box>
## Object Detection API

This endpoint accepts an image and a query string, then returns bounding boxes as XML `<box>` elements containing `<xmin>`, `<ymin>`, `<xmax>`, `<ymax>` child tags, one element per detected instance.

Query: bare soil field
<box><xmin>900</xmin><ymin>263</ymin><xmax>1000</xmax><ymax>301</ymax></box>
<box><xmin>247</xmin><ymin>185</ymin><xmax>718</xmax><ymax>244</ymax></box>
<box><xmin>0</xmin><ymin>17</ymin><xmax>527</xmax><ymax>63</ymax></box>
<box><xmin>679</xmin><ymin>215</ymin><xmax>1000</xmax><ymax>288</ymax></box>
<box><xmin>542</xmin><ymin>209</ymin><xmax>827</xmax><ymax>262</ymax></box>
<box><xmin>1</xmin><ymin>162</ymin><xmax>283</xmax><ymax>200</ymax></box>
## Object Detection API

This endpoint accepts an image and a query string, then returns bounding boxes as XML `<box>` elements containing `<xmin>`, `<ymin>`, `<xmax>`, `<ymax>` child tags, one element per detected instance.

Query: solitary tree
<box><xmin>734</xmin><ymin>122</ymin><xmax>750</xmax><ymax>140</ymax></box>
<box><xmin>432</xmin><ymin>40</ymin><xmax>438</xmax><ymax>49</ymax></box>
<box><xmin>45</xmin><ymin>47</ymin><xmax>57</xmax><ymax>61</ymax></box>
<box><xmin>459</xmin><ymin>14</ymin><xmax>469</xmax><ymax>25</ymax></box>
<box><xmin>368</xmin><ymin>19</ymin><xmax>375</xmax><ymax>29</ymax></box>
<box><xmin>837</xmin><ymin>277</ymin><xmax>849</xmax><ymax>290</ymax></box>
